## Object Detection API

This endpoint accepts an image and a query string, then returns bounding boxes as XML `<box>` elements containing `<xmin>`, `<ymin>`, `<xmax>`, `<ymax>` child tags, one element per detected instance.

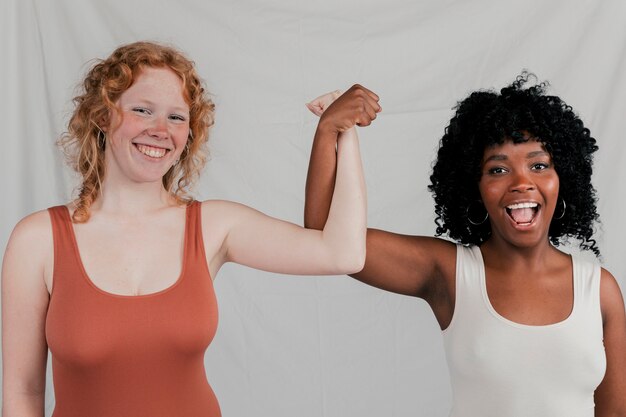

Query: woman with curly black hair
<box><xmin>304</xmin><ymin>74</ymin><xmax>626</xmax><ymax>416</ymax></box>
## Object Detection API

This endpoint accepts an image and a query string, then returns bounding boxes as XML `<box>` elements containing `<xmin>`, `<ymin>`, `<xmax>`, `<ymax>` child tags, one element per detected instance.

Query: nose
<box><xmin>509</xmin><ymin>168</ymin><xmax>535</xmax><ymax>193</ymax></box>
<box><xmin>146</xmin><ymin>116</ymin><xmax>168</xmax><ymax>139</ymax></box>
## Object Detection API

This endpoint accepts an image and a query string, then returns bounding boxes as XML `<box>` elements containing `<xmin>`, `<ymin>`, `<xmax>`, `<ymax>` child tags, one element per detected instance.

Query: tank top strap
<box><xmin>48</xmin><ymin>205</ymin><xmax>74</xmax><ymax>247</ymax></box>
<box><xmin>49</xmin><ymin>205</ymin><xmax>78</xmax><ymax>257</ymax></box>
<box><xmin>47</xmin><ymin>206</ymin><xmax>81</xmax><ymax>293</ymax></box>
<box><xmin>572</xmin><ymin>255</ymin><xmax>602</xmax><ymax>320</ymax></box>
<box><xmin>455</xmin><ymin>244</ymin><xmax>484</xmax><ymax>295</ymax></box>
<box><xmin>185</xmin><ymin>201</ymin><xmax>210</xmax><ymax>271</ymax></box>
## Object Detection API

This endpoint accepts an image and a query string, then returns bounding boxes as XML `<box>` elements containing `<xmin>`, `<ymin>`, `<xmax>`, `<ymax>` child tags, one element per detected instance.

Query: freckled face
<box><xmin>478</xmin><ymin>139</ymin><xmax>560</xmax><ymax>249</ymax></box>
<box><xmin>104</xmin><ymin>67</ymin><xmax>190</xmax><ymax>185</ymax></box>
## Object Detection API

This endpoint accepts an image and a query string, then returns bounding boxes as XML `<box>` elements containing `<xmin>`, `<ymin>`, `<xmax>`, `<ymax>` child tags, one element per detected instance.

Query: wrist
<box><xmin>317</xmin><ymin>117</ymin><xmax>340</xmax><ymax>139</ymax></box>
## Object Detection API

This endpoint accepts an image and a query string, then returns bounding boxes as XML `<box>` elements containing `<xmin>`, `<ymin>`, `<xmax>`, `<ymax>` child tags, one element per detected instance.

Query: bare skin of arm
<box><xmin>2</xmin><ymin>211</ymin><xmax>52</xmax><ymax>417</ymax></box>
<box><xmin>303</xmin><ymin>93</ymin><xmax>626</xmax><ymax>408</ymax></box>
<box><xmin>594</xmin><ymin>269</ymin><xmax>626</xmax><ymax>416</ymax></box>
<box><xmin>198</xmin><ymin>85</ymin><xmax>383</xmax><ymax>280</ymax></box>
<box><xmin>303</xmin><ymin>86</ymin><xmax>456</xmax><ymax>329</ymax></box>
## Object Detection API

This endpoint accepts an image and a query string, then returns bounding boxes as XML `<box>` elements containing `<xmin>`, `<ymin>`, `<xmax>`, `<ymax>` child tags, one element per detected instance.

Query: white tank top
<box><xmin>442</xmin><ymin>245</ymin><xmax>606</xmax><ymax>417</ymax></box>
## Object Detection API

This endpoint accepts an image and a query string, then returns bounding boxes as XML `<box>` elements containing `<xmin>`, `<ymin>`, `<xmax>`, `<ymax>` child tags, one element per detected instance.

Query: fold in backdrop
<box><xmin>1</xmin><ymin>0</ymin><xmax>625</xmax><ymax>415</ymax></box>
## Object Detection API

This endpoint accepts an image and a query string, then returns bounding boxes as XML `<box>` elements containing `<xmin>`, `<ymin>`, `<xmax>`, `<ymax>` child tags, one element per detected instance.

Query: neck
<box><xmin>480</xmin><ymin>236</ymin><xmax>560</xmax><ymax>272</ymax></box>
<box><xmin>91</xmin><ymin>178</ymin><xmax>176</xmax><ymax>217</ymax></box>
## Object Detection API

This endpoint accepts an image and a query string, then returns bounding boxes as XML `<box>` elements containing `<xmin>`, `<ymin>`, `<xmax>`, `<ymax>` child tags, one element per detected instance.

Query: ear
<box><xmin>97</xmin><ymin>113</ymin><xmax>110</xmax><ymax>132</ymax></box>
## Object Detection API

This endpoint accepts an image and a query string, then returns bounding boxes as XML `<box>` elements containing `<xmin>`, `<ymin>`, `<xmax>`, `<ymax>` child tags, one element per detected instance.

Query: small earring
<box><xmin>97</xmin><ymin>129</ymin><xmax>106</xmax><ymax>149</ymax></box>
<box><xmin>466</xmin><ymin>200</ymin><xmax>489</xmax><ymax>226</ymax></box>
<box><xmin>554</xmin><ymin>198</ymin><xmax>567</xmax><ymax>220</ymax></box>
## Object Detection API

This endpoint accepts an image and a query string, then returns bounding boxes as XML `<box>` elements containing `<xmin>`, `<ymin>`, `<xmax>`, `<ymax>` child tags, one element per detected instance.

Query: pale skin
<box><xmin>304</xmin><ymin>96</ymin><xmax>626</xmax><ymax>415</ymax></box>
<box><xmin>1</xmin><ymin>67</ymin><xmax>380</xmax><ymax>415</ymax></box>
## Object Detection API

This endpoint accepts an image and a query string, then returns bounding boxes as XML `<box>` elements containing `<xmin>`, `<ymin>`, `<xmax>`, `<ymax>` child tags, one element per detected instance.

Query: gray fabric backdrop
<box><xmin>1</xmin><ymin>0</ymin><xmax>625</xmax><ymax>415</ymax></box>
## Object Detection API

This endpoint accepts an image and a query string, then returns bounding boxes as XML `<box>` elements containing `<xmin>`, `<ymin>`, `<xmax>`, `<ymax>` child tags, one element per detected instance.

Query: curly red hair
<box><xmin>59</xmin><ymin>41</ymin><xmax>215</xmax><ymax>222</ymax></box>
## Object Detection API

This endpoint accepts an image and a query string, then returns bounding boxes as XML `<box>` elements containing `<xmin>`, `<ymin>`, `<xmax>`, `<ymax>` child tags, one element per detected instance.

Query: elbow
<box><xmin>347</xmin><ymin>255</ymin><xmax>366</xmax><ymax>275</ymax></box>
<box><xmin>335</xmin><ymin>245</ymin><xmax>366</xmax><ymax>275</ymax></box>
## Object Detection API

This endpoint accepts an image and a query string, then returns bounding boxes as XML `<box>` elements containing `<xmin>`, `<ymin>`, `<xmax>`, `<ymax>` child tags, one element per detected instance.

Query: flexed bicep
<box><xmin>222</xmin><ymin>202</ymin><xmax>362</xmax><ymax>275</ymax></box>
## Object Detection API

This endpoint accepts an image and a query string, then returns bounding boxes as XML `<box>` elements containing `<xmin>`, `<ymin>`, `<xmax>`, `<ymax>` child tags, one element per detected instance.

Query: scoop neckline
<box><xmin>61</xmin><ymin>204</ymin><xmax>189</xmax><ymax>299</ymax></box>
<box><xmin>474</xmin><ymin>245</ymin><xmax>576</xmax><ymax>329</ymax></box>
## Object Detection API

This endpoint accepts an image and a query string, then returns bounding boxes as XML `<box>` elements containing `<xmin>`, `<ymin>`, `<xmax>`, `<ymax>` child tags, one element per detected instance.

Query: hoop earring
<box><xmin>466</xmin><ymin>200</ymin><xmax>489</xmax><ymax>226</ymax></box>
<box><xmin>97</xmin><ymin>129</ymin><xmax>106</xmax><ymax>149</ymax></box>
<box><xmin>554</xmin><ymin>198</ymin><xmax>566</xmax><ymax>220</ymax></box>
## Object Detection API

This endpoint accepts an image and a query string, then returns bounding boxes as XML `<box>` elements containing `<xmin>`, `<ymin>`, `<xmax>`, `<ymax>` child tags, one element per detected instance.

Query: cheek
<box><xmin>478</xmin><ymin>178</ymin><xmax>501</xmax><ymax>206</ymax></box>
<box><xmin>109</xmin><ymin>116</ymin><xmax>145</xmax><ymax>143</ymax></box>
<box><xmin>544</xmin><ymin>175</ymin><xmax>560</xmax><ymax>200</ymax></box>
<box><xmin>540</xmin><ymin>168</ymin><xmax>560</xmax><ymax>188</ymax></box>
<box><xmin>173</xmin><ymin>126</ymin><xmax>190</xmax><ymax>147</ymax></box>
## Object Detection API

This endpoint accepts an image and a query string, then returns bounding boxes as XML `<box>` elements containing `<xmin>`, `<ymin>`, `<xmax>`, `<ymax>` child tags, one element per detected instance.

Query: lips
<box><xmin>133</xmin><ymin>143</ymin><xmax>170</xmax><ymax>159</ymax></box>
<box><xmin>506</xmin><ymin>202</ymin><xmax>539</xmax><ymax>225</ymax></box>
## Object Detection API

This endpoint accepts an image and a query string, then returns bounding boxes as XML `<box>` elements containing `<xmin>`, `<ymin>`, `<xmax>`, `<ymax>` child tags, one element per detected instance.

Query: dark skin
<box><xmin>304</xmin><ymin>90</ymin><xmax>626</xmax><ymax>416</ymax></box>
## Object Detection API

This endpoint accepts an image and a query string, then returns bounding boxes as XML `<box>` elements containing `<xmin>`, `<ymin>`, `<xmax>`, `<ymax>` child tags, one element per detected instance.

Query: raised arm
<box><xmin>303</xmin><ymin>87</ymin><xmax>456</xmax><ymax>320</ymax></box>
<box><xmin>2</xmin><ymin>211</ymin><xmax>52</xmax><ymax>417</ymax></box>
<box><xmin>203</xmin><ymin>85</ymin><xmax>380</xmax><ymax>277</ymax></box>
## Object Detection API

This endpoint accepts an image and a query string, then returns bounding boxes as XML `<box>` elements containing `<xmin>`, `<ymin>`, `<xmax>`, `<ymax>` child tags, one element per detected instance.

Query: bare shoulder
<box><xmin>199</xmin><ymin>199</ymin><xmax>256</xmax><ymax>215</ymax></box>
<box><xmin>600</xmin><ymin>267</ymin><xmax>626</xmax><ymax>322</ymax></box>
<box><xmin>197</xmin><ymin>199</ymin><xmax>262</xmax><ymax>252</ymax></box>
<box><xmin>3</xmin><ymin>209</ymin><xmax>54</xmax><ymax>292</ymax></box>
<box><xmin>199</xmin><ymin>199</ymin><xmax>259</xmax><ymax>228</ymax></box>
<box><xmin>407</xmin><ymin>233</ymin><xmax>457</xmax><ymax>266</ymax></box>
<box><xmin>5</xmin><ymin>209</ymin><xmax>54</xmax><ymax>256</ymax></box>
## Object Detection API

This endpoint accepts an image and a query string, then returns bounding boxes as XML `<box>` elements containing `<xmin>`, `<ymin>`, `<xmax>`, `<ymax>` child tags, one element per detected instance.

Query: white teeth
<box><xmin>136</xmin><ymin>144</ymin><xmax>167</xmax><ymax>158</ymax></box>
<box><xmin>507</xmin><ymin>202</ymin><xmax>538</xmax><ymax>210</ymax></box>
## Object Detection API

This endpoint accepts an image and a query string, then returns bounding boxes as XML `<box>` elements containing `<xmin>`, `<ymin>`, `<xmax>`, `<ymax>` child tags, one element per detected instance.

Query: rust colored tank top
<box><xmin>45</xmin><ymin>201</ymin><xmax>220</xmax><ymax>417</ymax></box>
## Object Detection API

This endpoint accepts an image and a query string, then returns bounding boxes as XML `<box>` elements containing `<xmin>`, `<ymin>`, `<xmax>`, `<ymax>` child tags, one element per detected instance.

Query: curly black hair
<box><xmin>428</xmin><ymin>72</ymin><xmax>600</xmax><ymax>256</ymax></box>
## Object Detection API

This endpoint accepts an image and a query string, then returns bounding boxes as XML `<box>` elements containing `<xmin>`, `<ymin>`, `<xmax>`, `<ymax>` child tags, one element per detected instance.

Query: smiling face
<box><xmin>478</xmin><ymin>137</ymin><xmax>560</xmax><ymax>249</ymax></box>
<box><xmin>104</xmin><ymin>66</ymin><xmax>190</xmax><ymax>186</ymax></box>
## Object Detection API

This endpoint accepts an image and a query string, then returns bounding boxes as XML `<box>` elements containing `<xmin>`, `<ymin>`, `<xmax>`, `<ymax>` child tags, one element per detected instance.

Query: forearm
<box><xmin>304</xmin><ymin>123</ymin><xmax>338</xmax><ymax>231</ymax></box>
<box><xmin>318</xmin><ymin>127</ymin><xmax>366</xmax><ymax>272</ymax></box>
<box><xmin>303</xmin><ymin>84</ymin><xmax>378</xmax><ymax>271</ymax></box>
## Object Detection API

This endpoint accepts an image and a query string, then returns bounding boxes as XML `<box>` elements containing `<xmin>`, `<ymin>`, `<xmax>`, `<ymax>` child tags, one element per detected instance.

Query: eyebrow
<box><xmin>483</xmin><ymin>150</ymin><xmax>550</xmax><ymax>163</ymax></box>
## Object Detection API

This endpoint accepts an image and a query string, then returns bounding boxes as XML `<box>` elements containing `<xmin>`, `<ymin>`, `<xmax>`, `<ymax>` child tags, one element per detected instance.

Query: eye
<box><xmin>487</xmin><ymin>166</ymin><xmax>508</xmax><ymax>175</ymax></box>
<box><xmin>169</xmin><ymin>114</ymin><xmax>187</xmax><ymax>122</ymax></box>
<box><xmin>132</xmin><ymin>107</ymin><xmax>151</xmax><ymax>115</ymax></box>
<box><xmin>531</xmin><ymin>162</ymin><xmax>550</xmax><ymax>170</ymax></box>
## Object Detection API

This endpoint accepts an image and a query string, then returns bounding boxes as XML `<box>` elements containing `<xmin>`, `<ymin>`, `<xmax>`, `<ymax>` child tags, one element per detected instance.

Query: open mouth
<box><xmin>506</xmin><ymin>202</ymin><xmax>539</xmax><ymax>225</ymax></box>
<box><xmin>134</xmin><ymin>143</ymin><xmax>170</xmax><ymax>159</ymax></box>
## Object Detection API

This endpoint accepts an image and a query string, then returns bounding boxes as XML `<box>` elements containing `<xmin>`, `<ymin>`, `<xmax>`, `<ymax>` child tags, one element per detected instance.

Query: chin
<box><xmin>506</xmin><ymin>234</ymin><xmax>550</xmax><ymax>250</ymax></box>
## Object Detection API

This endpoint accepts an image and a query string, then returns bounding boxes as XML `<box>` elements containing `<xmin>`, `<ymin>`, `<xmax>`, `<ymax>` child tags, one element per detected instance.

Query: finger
<box><xmin>356</xmin><ymin>118</ymin><xmax>372</xmax><ymax>127</ymax></box>
<box><xmin>305</xmin><ymin>102</ymin><xmax>324</xmax><ymax>117</ymax></box>
<box><xmin>350</xmin><ymin>84</ymin><xmax>380</xmax><ymax>102</ymax></box>
<box><xmin>365</xmin><ymin>105</ymin><xmax>378</xmax><ymax>121</ymax></box>
<box><xmin>363</xmin><ymin>88</ymin><xmax>379</xmax><ymax>102</ymax></box>
<box><xmin>308</xmin><ymin>90</ymin><xmax>343</xmax><ymax>110</ymax></box>
<box><xmin>363</xmin><ymin>94</ymin><xmax>382</xmax><ymax>113</ymax></box>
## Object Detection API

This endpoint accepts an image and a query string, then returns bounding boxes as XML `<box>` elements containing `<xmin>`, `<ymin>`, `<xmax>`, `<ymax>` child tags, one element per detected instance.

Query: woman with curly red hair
<box><xmin>1</xmin><ymin>41</ymin><xmax>381</xmax><ymax>416</ymax></box>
